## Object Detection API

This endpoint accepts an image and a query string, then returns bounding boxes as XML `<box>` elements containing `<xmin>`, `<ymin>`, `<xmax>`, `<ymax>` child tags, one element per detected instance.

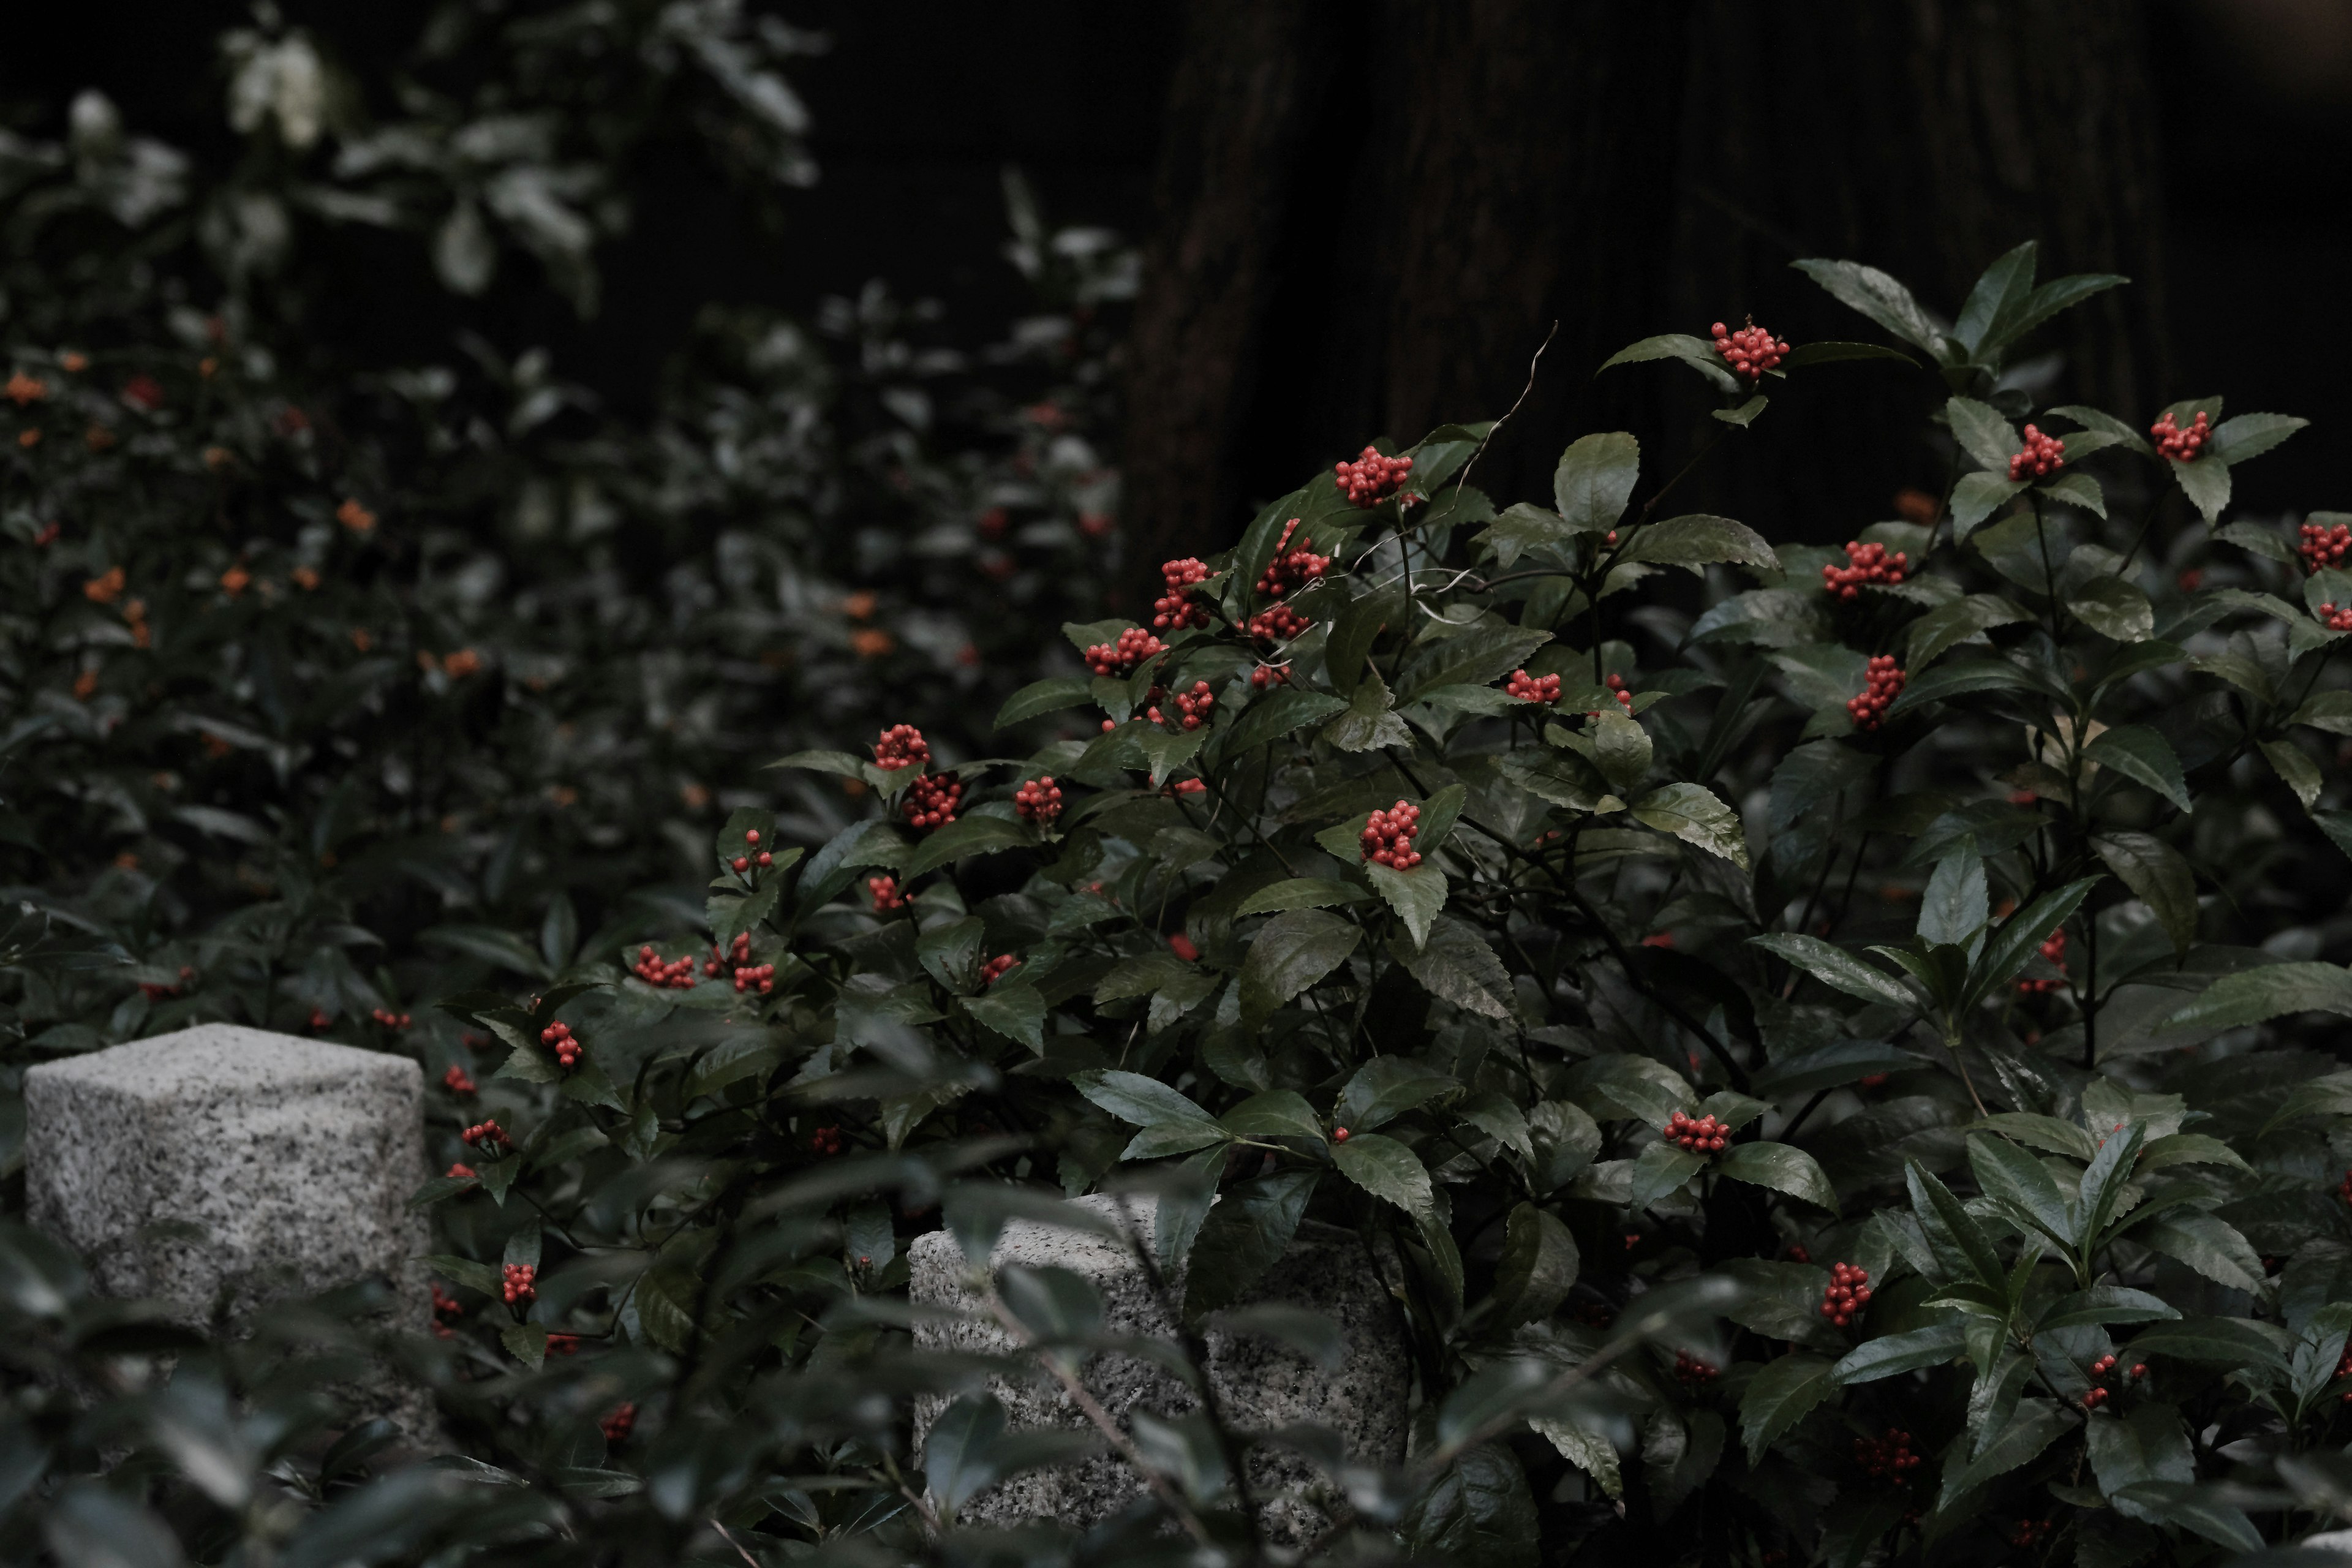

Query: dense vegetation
<box><xmin>9</xmin><ymin>10</ymin><xmax>2352</xmax><ymax>1568</ymax></box>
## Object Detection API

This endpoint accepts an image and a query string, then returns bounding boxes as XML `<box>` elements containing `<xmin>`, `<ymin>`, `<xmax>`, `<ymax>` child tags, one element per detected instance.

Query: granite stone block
<box><xmin>910</xmin><ymin>1194</ymin><xmax>1408</xmax><ymax>1538</ymax></box>
<box><xmin>24</xmin><ymin>1025</ymin><xmax>430</xmax><ymax>1329</ymax></box>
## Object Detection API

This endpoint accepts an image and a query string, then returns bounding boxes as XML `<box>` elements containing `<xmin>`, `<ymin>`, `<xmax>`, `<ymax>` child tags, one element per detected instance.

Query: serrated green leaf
<box><xmin>1716</xmin><ymin>1142</ymin><xmax>1838</xmax><ymax>1212</ymax></box>
<box><xmin>1630</xmin><ymin>782</ymin><xmax>1747</xmax><ymax>869</ymax></box>
<box><xmin>2084</xmin><ymin>726</ymin><xmax>2191</xmax><ymax>812</ymax></box>
<box><xmin>1332</xmin><ymin>1132</ymin><xmax>1432</xmax><ymax>1216</ymax></box>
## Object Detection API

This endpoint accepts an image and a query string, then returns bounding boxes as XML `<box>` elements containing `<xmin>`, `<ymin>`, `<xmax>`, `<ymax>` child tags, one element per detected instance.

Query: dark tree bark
<box><xmin>1666</xmin><ymin>0</ymin><xmax>2174</xmax><ymax>535</ymax></box>
<box><xmin>1121</xmin><ymin>0</ymin><xmax>2173</xmax><ymax>594</ymax></box>
<box><xmin>1120</xmin><ymin>0</ymin><xmax>1693</xmax><ymax>611</ymax></box>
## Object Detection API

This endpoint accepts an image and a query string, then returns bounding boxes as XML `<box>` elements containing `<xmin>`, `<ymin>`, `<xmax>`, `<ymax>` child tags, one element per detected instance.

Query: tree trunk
<box><xmin>1121</xmin><ymin>0</ymin><xmax>1692</xmax><ymax>611</ymax></box>
<box><xmin>1664</xmin><ymin>0</ymin><xmax>2173</xmax><ymax>533</ymax></box>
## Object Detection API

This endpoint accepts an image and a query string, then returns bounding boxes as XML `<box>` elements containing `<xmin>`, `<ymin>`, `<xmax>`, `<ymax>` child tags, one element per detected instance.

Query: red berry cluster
<box><xmin>446</xmin><ymin>1162</ymin><xmax>477</xmax><ymax>1180</ymax></box>
<box><xmin>1250</xmin><ymin>662</ymin><xmax>1292</xmax><ymax>689</ymax></box>
<box><xmin>1257</xmin><ymin>519</ymin><xmax>1332</xmax><ymax>597</ymax></box>
<box><xmin>706</xmin><ymin>931</ymin><xmax>752</xmax><ymax>978</ymax></box>
<box><xmin>2336</xmin><ymin>1346</ymin><xmax>2352</xmax><ymax>1401</ymax></box>
<box><xmin>732</xmin><ymin>957</ymin><xmax>776</xmax><ymax>995</ymax></box>
<box><xmin>730</xmin><ymin>828</ymin><xmax>774</xmax><ymax>873</ymax></box>
<box><xmin>1664</xmin><ymin>1110</ymin><xmax>1730</xmax><ymax>1153</ymax></box>
<box><xmin>1847</xmin><ymin>655</ymin><xmax>1904</xmax><ymax>731</ymax></box>
<box><xmin>2010</xmin><ymin>1518</ymin><xmax>2055</xmax><ymax>1550</ymax></box>
<box><xmin>502</xmin><ymin>1262</ymin><xmax>537</xmax><ymax>1306</ymax></box>
<box><xmin>431</xmin><ymin>1282</ymin><xmax>463</xmax><ymax>1338</ymax></box>
<box><xmin>1361</xmin><ymin>800</ymin><xmax>1423</xmax><ymax>869</ymax></box>
<box><xmin>2017</xmin><ymin>928</ymin><xmax>2068</xmax><ymax>995</ymax></box>
<box><xmin>1164</xmin><ymin>777</ymin><xmax>1207</xmax><ymax>797</ymax></box>
<box><xmin>872</xmin><ymin>723</ymin><xmax>929</xmax><ymax>771</ymax></box>
<box><xmin>1585</xmin><ymin>673</ymin><xmax>1635</xmax><ymax>719</ymax></box>
<box><xmin>1822</xmin><ymin>540</ymin><xmax>1909</xmax><ymax>600</ymax></box>
<box><xmin>1153</xmin><ymin>557</ymin><xmax>1213</xmax><ymax>631</ymax></box>
<box><xmin>1016</xmin><ymin>775</ymin><xmax>1063</xmax><ymax>823</ymax></box>
<box><xmin>1334</xmin><ymin>447</ymin><xmax>1412</xmax><ymax>506</ymax></box>
<box><xmin>809</xmin><ymin>1124</ymin><xmax>843</xmax><ymax>1156</ymax></box>
<box><xmin>138</xmin><ymin>964</ymin><xmax>195</xmax><ymax>1000</ymax></box>
<box><xmin>601</xmin><ymin>1403</ymin><xmax>636</xmax><ymax>1443</ymax></box>
<box><xmin>442</xmin><ymin>1065</ymin><xmax>477</xmax><ymax>1096</ymax></box>
<box><xmin>2321</xmin><ymin>602</ymin><xmax>2352</xmax><ymax>632</ymax></box>
<box><xmin>1853</xmin><ymin>1428</ymin><xmax>1921</xmax><ymax>1480</ymax></box>
<box><xmin>869</xmin><ymin>874</ymin><xmax>908</xmax><ymax>912</ymax></box>
<box><xmin>546</xmin><ymin>1333</ymin><xmax>582</xmax><ymax>1356</ymax></box>
<box><xmin>1086</xmin><ymin>627</ymin><xmax>1165</xmax><ymax>677</ymax></box>
<box><xmin>462</xmin><ymin>1119</ymin><xmax>510</xmax><ymax>1152</ymax></box>
<box><xmin>1673</xmin><ymin>1350</ymin><xmax>1719</xmax><ymax>1385</ymax></box>
<box><xmin>1820</xmin><ymin>1262</ymin><xmax>1872</xmax><ymax>1327</ymax></box>
<box><xmin>1148</xmin><ymin>680</ymin><xmax>1215</xmax><ymax>731</ymax></box>
<box><xmin>1246</xmin><ymin>603</ymin><xmax>1311</xmax><ymax>644</ymax></box>
<box><xmin>632</xmin><ymin>945</ymin><xmax>696</xmax><ymax>988</ymax></box>
<box><xmin>371</xmin><ymin>1007</ymin><xmax>413</xmax><ymax>1030</ymax></box>
<box><xmin>980</xmin><ymin>954</ymin><xmax>1020</xmax><ymax>986</ymax></box>
<box><xmin>1711</xmin><ymin>320</ymin><xmax>1789</xmax><ymax>380</ymax></box>
<box><xmin>2299</xmin><ymin>522</ymin><xmax>2352</xmax><ymax>575</ymax></box>
<box><xmin>903</xmin><ymin>772</ymin><xmax>963</xmax><ymax>830</ymax></box>
<box><xmin>2150</xmin><ymin>409</ymin><xmax>2212</xmax><ymax>461</ymax></box>
<box><xmin>2008</xmin><ymin>424</ymin><xmax>2066</xmax><ymax>480</ymax></box>
<box><xmin>1506</xmin><ymin>668</ymin><xmax>1561</xmax><ymax>704</ymax></box>
<box><xmin>2081</xmin><ymin>1352</ymin><xmax>2124</xmax><ymax>1408</ymax></box>
<box><xmin>540</xmin><ymin>1020</ymin><xmax>582</xmax><ymax>1069</ymax></box>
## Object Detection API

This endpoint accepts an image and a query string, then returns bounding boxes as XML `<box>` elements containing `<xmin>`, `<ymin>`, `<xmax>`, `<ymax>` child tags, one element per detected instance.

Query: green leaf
<box><xmin>2261</xmin><ymin>737</ymin><xmax>2323</xmax><ymax>810</ymax></box>
<box><xmin>1946</xmin><ymin>396</ymin><xmax>2021</xmax><ymax>472</ymax></box>
<box><xmin>1325</xmin><ymin>586</ymin><xmax>1402</xmax><ymax>699</ymax></box>
<box><xmin>1748</xmin><ymin>933</ymin><xmax>1913</xmax><ymax>1008</ymax></box>
<box><xmin>1908</xmin><ymin>1161</ymin><xmax>2005</xmax><ymax>1289</ymax></box>
<box><xmin>2110</xmin><ymin>1483</ymin><xmax>2263</xmax><ymax>1554</ymax></box>
<box><xmin>1918</xmin><ymin>844</ymin><xmax>1989</xmax><ymax>948</ymax></box>
<box><xmin>2084</xmin><ymin>726</ymin><xmax>2192</xmax><ymax>813</ymax></box>
<box><xmin>1883</xmin><ymin>655</ymin><xmax>2028</xmax><ymax>717</ymax></box>
<box><xmin>501</xmin><ymin>1322</ymin><xmax>547</xmax><ymax>1370</ymax></box>
<box><xmin>1621</xmin><ymin>515</ymin><xmax>1779</xmax><ymax>575</ymax></box>
<box><xmin>1181</xmin><ymin>1169</ymin><xmax>1318</xmax><ymax>1324</ymax></box>
<box><xmin>2173</xmin><ymin>454</ymin><xmax>2231</xmax><ymax>524</ymax></box>
<box><xmin>767</xmin><ymin>748</ymin><xmax>872</xmax><ymax>780</ymax></box>
<box><xmin>1966</xmin><ymin>1133</ymin><xmax>2074</xmax><ymax>1249</ymax></box>
<box><xmin>1630</xmin><ymin>782</ymin><xmax>1747</xmax><ymax>869</ymax></box>
<box><xmin>901</xmin><ymin>815</ymin><xmax>1033</xmax><ymax>878</ymax></box>
<box><xmin>1531</xmin><ymin>1415</ymin><xmax>1623</xmax><ymax>1499</ymax></box>
<box><xmin>1966</xmin><ymin>878</ymin><xmax>2099</xmax><ymax>1008</ymax></box>
<box><xmin>1588</xmin><ymin>712</ymin><xmax>1653</xmax><ymax>793</ymax></box>
<box><xmin>2133</xmin><ymin>1210</ymin><xmax>2266</xmax><ymax>1295</ymax></box>
<box><xmin>926</xmin><ymin>1392</ymin><xmax>1009</xmax><ymax>1512</ymax></box>
<box><xmin>2043</xmin><ymin>470</ymin><xmax>2108</xmax><ymax>519</ymax></box>
<box><xmin>1740</xmin><ymin>1354</ymin><xmax>1838</xmax><ymax>1464</ymax></box>
<box><xmin>1401</xmin><ymin>1444</ymin><xmax>1540</xmax><ymax>1568</ymax></box>
<box><xmin>1072</xmin><ymin>1069</ymin><xmax>1223</xmax><ymax>1141</ymax></box>
<box><xmin>1905</xmin><ymin>593</ymin><xmax>2031</xmax><ymax>668</ymax></box>
<box><xmin>1223</xmin><ymin>688</ymin><xmax>1347</xmax><ymax>753</ymax></box>
<box><xmin>1937</xmin><ymin>1399</ymin><xmax>2073</xmax><ymax>1511</ymax></box>
<box><xmin>2209</xmin><ymin>411</ymin><xmax>2307</xmax><ymax>465</ymax></box>
<box><xmin>2085</xmin><ymin>1403</ymin><xmax>2195</xmax><ymax>1523</ymax></box>
<box><xmin>1238</xmin><ymin>908</ymin><xmax>1361</xmax><ymax>1023</ymax></box>
<box><xmin>1782</xmin><ymin>340</ymin><xmax>1918</xmax><ymax>369</ymax></box>
<box><xmin>1948</xmin><ymin>472</ymin><xmax>2027</xmax><ymax>540</ymax></box>
<box><xmin>2291</xmin><ymin>689</ymin><xmax>2352</xmax><ymax>736</ymax></box>
<box><xmin>2090</xmin><ymin>832</ymin><xmax>2197</xmax><ymax>955</ymax></box>
<box><xmin>1750</xmin><ymin>1039</ymin><xmax>1922</xmax><ymax>1097</ymax></box>
<box><xmin>960</xmin><ymin>982</ymin><xmax>1047</xmax><ymax>1052</ymax></box>
<box><xmin>2162</xmin><ymin>961</ymin><xmax>2352</xmax><ymax>1031</ymax></box>
<box><xmin>1332</xmin><ymin>1132</ymin><xmax>1432</xmax><ymax>1216</ymax></box>
<box><xmin>1321</xmin><ymin>669</ymin><xmax>1412</xmax><ymax>753</ymax></box>
<box><xmin>1553</xmin><ymin>432</ymin><xmax>1640</xmax><ymax>533</ymax></box>
<box><xmin>1792</xmin><ymin>258</ymin><xmax>1948</xmax><ymax>355</ymax></box>
<box><xmin>1628</xmin><ymin>1140</ymin><xmax>1707</xmax><ymax>1207</ymax></box>
<box><xmin>994</xmin><ymin>677</ymin><xmax>1093</xmax><ymax>729</ymax></box>
<box><xmin>1713</xmin><ymin>394</ymin><xmax>1768</xmax><ymax>426</ymax></box>
<box><xmin>1139</xmin><ymin>725</ymin><xmax>1207</xmax><ymax>786</ymax></box>
<box><xmin>2036</xmin><ymin>1287</ymin><xmax>2178</xmax><ymax>1331</ymax></box>
<box><xmin>1716</xmin><ymin>1142</ymin><xmax>1838</xmax><ymax>1213</ymax></box>
<box><xmin>1832</xmin><ymin>1321</ymin><xmax>1967</xmax><ymax>1384</ymax></box>
<box><xmin>1336</xmin><ymin>1057</ymin><xmax>1458</xmax><ymax>1133</ymax></box>
<box><xmin>1598</xmin><ymin>333</ymin><xmax>1740</xmax><ymax>392</ymax></box>
<box><xmin>1366</xmin><ymin>863</ymin><xmax>1447</xmax><ymax>950</ymax></box>
<box><xmin>2068</xmin><ymin>578</ymin><xmax>2153</xmax><ymax>642</ymax></box>
<box><xmin>1389</xmin><ymin>916</ymin><xmax>1512</xmax><ymax>1019</ymax></box>
<box><xmin>1219</xmin><ymin>1090</ymin><xmax>1324</xmax><ymax>1142</ymax></box>
<box><xmin>2124</xmin><ymin>1317</ymin><xmax>2287</xmax><ymax>1371</ymax></box>
<box><xmin>1235</xmin><ymin>877</ymin><xmax>1374</xmax><ymax>915</ymax></box>
<box><xmin>1491</xmin><ymin>1203</ymin><xmax>1579</xmax><ymax>1327</ymax></box>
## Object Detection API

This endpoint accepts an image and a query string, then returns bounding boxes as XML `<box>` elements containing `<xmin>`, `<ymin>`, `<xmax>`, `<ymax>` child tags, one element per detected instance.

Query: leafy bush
<box><xmin>10</xmin><ymin>21</ymin><xmax>2352</xmax><ymax>1564</ymax></box>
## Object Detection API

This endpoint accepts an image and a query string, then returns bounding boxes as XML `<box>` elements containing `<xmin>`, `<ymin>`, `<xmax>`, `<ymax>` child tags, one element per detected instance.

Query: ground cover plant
<box><xmin>10</xmin><ymin>23</ymin><xmax>2352</xmax><ymax>1567</ymax></box>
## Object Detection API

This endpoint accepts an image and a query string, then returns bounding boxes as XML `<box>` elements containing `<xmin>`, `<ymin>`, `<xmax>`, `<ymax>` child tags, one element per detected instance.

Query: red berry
<box><xmin>1085</xmin><ymin>626</ymin><xmax>1166</xmax><ymax>677</ymax></box>
<box><xmin>1153</xmin><ymin>557</ymin><xmax>1214</xmax><ymax>630</ymax></box>
<box><xmin>1821</xmin><ymin>539</ymin><xmax>1909</xmax><ymax>600</ymax></box>
<box><xmin>901</xmin><ymin>772</ymin><xmax>963</xmax><ymax>831</ymax></box>
<box><xmin>2150</xmin><ymin>409</ymin><xmax>2211</xmax><ymax>462</ymax></box>
<box><xmin>1504</xmin><ymin>668</ymin><xmax>1561</xmax><ymax>704</ymax></box>
<box><xmin>1016</xmin><ymin>775</ymin><xmax>1064</xmax><ymax>824</ymax></box>
<box><xmin>2007</xmin><ymin>424</ymin><xmax>2067</xmax><ymax>480</ymax></box>
<box><xmin>1711</xmin><ymin>318</ymin><xmax>1789</xmax><ymax>381</ymax></box>
<box><xmin>1360</xmin><ymin>799</ymin><xmax>1423</xmax><ymax>870</ymax></box>
<box><xmin>1332</xmin><ymin>1126</ymin><xmax>1350</xmax><ymax>1142</ymax></box>
<box><xmin>872</xmin><ymin>724</ymin><xmax>929</xmax><ymax>771</ymax></box>
<box><xmin>979</xmin><ymin>953</ymin><xmax>1020</xmax><ymax>986</ymax></box>
<box><xmin>502</xmin><ymin>1262</ymin><xmax>537</xmax><ymax>1306</ymax></box>
<box><xmin>1333</xmin><ymin>447</ymin><xmax>1414</xmax><ymax>507</ymax></box>
<box><xmin>1845</xmin><ymin>656</ymin><xmax>1905</xmax><ymax>732</ymax></box>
